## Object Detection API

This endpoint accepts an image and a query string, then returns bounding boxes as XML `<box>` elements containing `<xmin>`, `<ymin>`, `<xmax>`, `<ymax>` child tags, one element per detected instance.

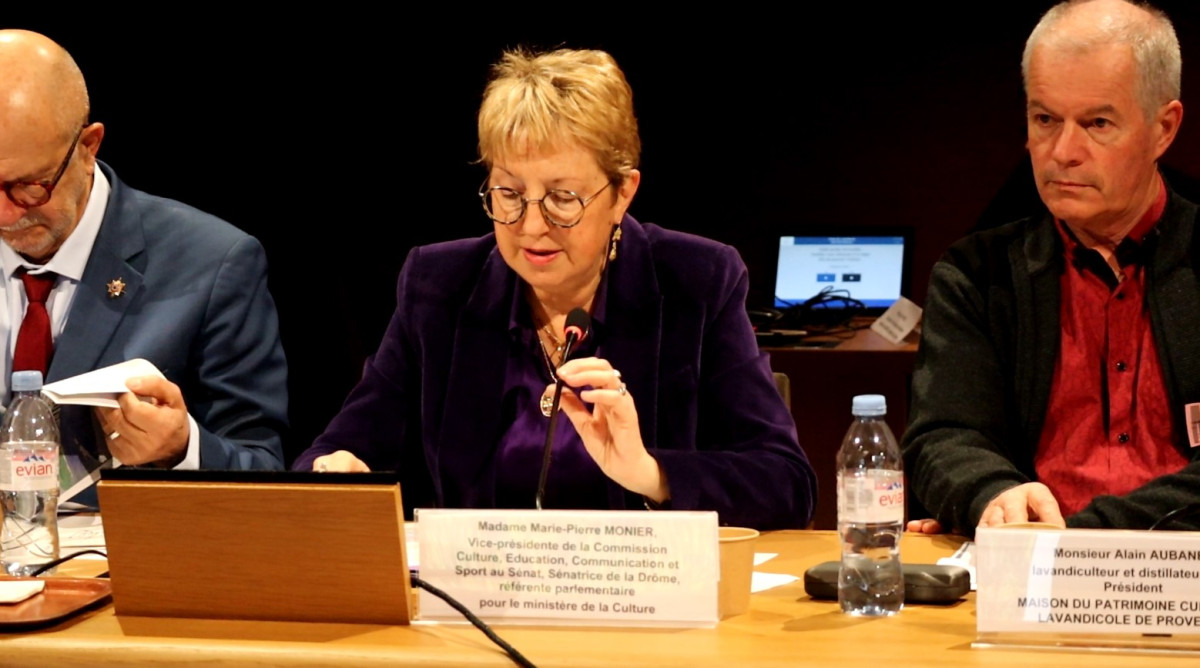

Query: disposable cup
<box><xmin>718</xmin><ymin>526</ymin><xmax>759</xmax><ymax>619</ymax></box>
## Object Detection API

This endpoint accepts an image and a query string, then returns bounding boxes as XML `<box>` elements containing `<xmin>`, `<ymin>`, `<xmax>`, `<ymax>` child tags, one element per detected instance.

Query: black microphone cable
<box><xmin>29</xmin><ymin>549</ymin><xmax>109</xmax><ymax>576</ymax></box>
<box><xmin>775</xmin><ymin>286</ymin><xmax>866</xmax><ymax>334</ymax></box>
<box><xmin>411</xmin><ymin>574</ymin><xmax>537</xmax><ymax>668</ymax></box>
<box><xmin>411</xmin><ymin>310</ymin><xmax>591</xmax><ymax>665</ymax></box>
<box><xmin>535</xmin><ymin>307</ymin><xmax>591</xmax><ymax>510</ymax></box>
<box><xmin>34</xmin><ymin>551</ymin><xmax>539</xmax><ymax>666</ymax></box>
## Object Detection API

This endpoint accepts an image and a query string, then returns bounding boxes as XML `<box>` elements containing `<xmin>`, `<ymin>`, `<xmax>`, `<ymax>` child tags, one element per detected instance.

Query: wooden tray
<box><xmin>0</xmin><ymin>577</ymin><xmax>111</xmax><ymax>630</ymax></box>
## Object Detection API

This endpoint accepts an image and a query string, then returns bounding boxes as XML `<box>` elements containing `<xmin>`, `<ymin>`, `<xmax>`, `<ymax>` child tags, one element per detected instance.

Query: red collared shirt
<box><xmin>1034</xmin><ymin>183</ymin><xmax>1187</xmax><ymax>517</ymax></box>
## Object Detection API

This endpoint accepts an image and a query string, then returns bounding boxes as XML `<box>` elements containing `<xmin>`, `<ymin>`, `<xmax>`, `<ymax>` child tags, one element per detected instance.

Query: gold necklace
<box><xmin>537</xmin><ymin>334</ymin><xmax>559</xmax><ymax>383</ymax></box>
<box><xmin>539</xmin><ymin>324</ymin><xmax>565</xmax><ymax>366</ymax></box>
<box><xmin>536</xmin><ymin>325</ymin><xmax>562</xmax><ymax>417</ymax></box>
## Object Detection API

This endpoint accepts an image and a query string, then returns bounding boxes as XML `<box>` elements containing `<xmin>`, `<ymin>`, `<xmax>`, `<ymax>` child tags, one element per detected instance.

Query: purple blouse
<box><xmin>492</xmin><ymin>321</ymin><xmax>614</xmax><ymax>508</ymax></box>
<box><xmin>494</xmin><ymin>284</ymin><xmax>610</xmax><ymax>510</ymax></box>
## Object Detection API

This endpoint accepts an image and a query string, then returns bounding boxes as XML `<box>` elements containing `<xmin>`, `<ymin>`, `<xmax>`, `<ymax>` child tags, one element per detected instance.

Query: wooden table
<box><xmin>764</xmin><ymin>324</ymin><xmax>919</xmax><ymax>529</ymax></box>
<box><xmin>3</xmin><ymin>531</ymin><xmax>1197</xmax><ymax>666</ymax></box>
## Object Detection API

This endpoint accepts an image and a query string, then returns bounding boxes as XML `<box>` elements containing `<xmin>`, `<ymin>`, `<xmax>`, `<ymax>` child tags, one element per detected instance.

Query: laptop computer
<box><xmin>772</xmin><ymin>228</ymin><xmax>914</xmax><ymax>315</ymax></box>
<box><xmin>97</xmin><ymin>469</ymin><xmax>413</xmax><ymax>624</ymax></box>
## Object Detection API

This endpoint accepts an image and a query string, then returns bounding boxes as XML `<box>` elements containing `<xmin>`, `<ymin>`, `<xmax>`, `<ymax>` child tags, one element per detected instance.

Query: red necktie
<box><xmin>13</xmin><ymin>270</ymin><xmax>56</xmax><ymax>376</ymax></box>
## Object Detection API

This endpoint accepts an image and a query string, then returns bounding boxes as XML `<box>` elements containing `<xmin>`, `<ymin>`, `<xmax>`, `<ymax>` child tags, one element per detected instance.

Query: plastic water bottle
<box><xmin>836</xmin><ymin>394</ymin><xmax>904</xmax><ymax>616</ymax></box>
<box><xmin>0</xmin><ymin>371</ymin><xmax>60</xmax><ymax>576</ymax></box>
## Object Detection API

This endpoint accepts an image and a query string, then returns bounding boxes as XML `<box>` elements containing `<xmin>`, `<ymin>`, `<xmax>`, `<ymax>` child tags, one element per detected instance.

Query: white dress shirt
<box><xmin>0</xmin><ymin>169</ymin><xmax>199</xmax><ymax>469</ymax></box>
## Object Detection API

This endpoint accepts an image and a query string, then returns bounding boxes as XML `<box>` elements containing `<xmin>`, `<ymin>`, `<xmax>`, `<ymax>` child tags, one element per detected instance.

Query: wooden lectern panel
<box><xmin>97</xmin><ymin>479</ymin><xmax>412</xmax><ymax>625</ymax></box>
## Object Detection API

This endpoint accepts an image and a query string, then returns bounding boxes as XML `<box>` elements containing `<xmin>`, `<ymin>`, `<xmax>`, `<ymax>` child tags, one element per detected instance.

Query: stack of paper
<box><xmin>42</xmin><ymin>358</ymin><xmax>165</xmax><ymax>408</ymax></box>
<box><xmin>39</xmin><ymin>359</ymin><xmax>165</xmax><ymax>508</ymax></box>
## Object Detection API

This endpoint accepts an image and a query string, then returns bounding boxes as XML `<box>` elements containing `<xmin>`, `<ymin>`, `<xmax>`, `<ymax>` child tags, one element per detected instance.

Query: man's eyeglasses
<box><xmin>479</xmin><ymin>180</ymin><xmax>612</xmax><ymax>228</ymax></box>
<box><xmin>1</xmin><ymin>125</ymin><xmax>86</xmax><ymax>208</ymax></box>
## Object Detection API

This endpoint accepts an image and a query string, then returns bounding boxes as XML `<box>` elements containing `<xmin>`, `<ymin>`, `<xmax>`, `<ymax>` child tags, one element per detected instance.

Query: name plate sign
<box><xmin>977</xmin><ymin>527</ymin><xmax>1200</xmax><ymax>636</ymax></box>
<box><xmin>870</xmin><ymin>296</ymin><xmax>922</xmax><ymax>345</ymax></box>
<box><xmin>416</xmin><ymin>509</ymin><xmax>718</xmax><ymax>627</ymax></box>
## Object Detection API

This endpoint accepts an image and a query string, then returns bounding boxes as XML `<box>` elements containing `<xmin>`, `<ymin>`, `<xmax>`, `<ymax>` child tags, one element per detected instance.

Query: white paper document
<box><xmin>59</xmin><ymin>513</ymin><xmax>107</xmax><ymax>559</ymax></box>
<box><xmin>39</xmin><ymin>360</ymin><xmax>149</xmax><ymax>507</ymax></box>
<box><xmin>41</xmin><ymin>358</ymin><xmax>165</xmax><ymax>408</ymax></box>
<box><xmin>752</xmin><ymin>571</ymin><xmax>798</xmax><ymax>593</ymax></box>
<box><xmin>753</xmin><ymin>552</ymin><xmax>778</xmax><ymax>567</ymax></box>
<box><xmin>750</xmin><ymin>552</ymin><xmax>799</xmax><ymax>592</ymax></box>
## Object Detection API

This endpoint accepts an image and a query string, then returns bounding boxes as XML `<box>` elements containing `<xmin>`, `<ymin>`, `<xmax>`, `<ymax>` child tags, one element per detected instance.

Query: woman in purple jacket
<box><xmin>293</xmin><ymin>48</ymin><xmax>815</xmax><ymax>530</ymax></box>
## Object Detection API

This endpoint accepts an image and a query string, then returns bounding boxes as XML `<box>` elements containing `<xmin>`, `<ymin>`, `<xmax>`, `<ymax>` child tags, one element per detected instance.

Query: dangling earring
<box><xmin>608</xmin><ymin>225</ymin><xmax>623</xmax><ymax>262</ymax></box>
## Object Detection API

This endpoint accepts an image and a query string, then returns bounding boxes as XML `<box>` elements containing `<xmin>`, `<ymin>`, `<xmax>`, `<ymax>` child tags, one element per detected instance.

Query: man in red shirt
<box><xmin>904</xmin><ymin>0</ymin><xmax>1196</xmax><ymax>534</ymax></box>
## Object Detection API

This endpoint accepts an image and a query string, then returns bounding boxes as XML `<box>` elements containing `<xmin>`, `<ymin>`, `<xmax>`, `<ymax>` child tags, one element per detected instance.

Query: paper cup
<box><xmin>718</xmin><ymin>526</ymin><xmax>759</xmax><ymax>619</ymax></box>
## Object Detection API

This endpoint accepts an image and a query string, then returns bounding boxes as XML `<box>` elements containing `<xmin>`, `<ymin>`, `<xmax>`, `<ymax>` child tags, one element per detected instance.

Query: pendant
<box><xmin>540</xmin><ymin>384</ymin><xmax>557</xmax><ymax>417</ymax></box>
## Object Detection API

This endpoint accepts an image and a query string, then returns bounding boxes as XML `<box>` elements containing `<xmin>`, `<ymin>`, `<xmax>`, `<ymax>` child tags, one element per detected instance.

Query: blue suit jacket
<box><xmin>48</xmin><ymin>163</ymin><xmax>287</xmax><ymax>471</ymax></box>
<box><xmin>294</xmin><ymin>217</ymin><xmax>814</xmax><ymax>529</ymax></box>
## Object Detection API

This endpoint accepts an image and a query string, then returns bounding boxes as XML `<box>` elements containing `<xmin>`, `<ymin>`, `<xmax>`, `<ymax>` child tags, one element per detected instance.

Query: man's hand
<box><xmin>94</xmin><ymin>375</ymin><xmax>189</xmax><ymax>467</ymax></box>
<box><xmin>906</xmin><ymin>518</ymin><xmax>945</xmax><ymax>534</ymax></box>
<box><xmin>978</xmin><ymin>482</ymin><xmax>1066</xmax><ymax>528</ymax></box>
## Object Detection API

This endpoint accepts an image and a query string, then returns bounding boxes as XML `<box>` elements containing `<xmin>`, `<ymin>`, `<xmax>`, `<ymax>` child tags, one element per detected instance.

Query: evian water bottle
<box><xmin>836</xmin><ymin>394</ymin><xmax>904</xmax><ymax>616</ymax></box>
<box><xmin>0</xmin><ymin>371</ymin><xmax>60</xmax><ymax>576</ymax></box>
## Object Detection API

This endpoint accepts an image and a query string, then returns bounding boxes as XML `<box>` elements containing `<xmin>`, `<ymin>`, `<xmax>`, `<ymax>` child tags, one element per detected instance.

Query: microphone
<box><xmin>535</xmin><ymin>308</ymin><xmax>591</xmax><ymax>510</ymax></box>
<box><xmin>559</xmin><ymin>307</ymin><xmax>590</xmax><ymax>362</ymax></box>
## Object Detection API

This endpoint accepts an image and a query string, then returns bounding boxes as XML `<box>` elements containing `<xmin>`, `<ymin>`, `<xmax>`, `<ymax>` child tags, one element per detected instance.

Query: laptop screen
<box><xmin>773</xmin><ymin>233</ymin><xmax>910</xmax><ymax>310</ymax></box>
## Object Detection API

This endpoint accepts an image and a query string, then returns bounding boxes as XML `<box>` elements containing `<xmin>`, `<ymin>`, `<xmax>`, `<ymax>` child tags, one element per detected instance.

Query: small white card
<box><xmin>41</xmin><ymin>358</ymin><xmax>165</xmax><ymax>408</ymax></box>
<box><xmin>870</xmin><ymin>296</ymin><xmax>923</xmax><ymax>345</ymax></box>
<box><xmin>976</xmin><ymin>527</ymin><xmax>1200</xmax><ymax>636</ymax></box>
<box><xmin>416</xmin><ymin>509</ymin><xmax>719</xmax><ymax>627</ymax></box>
<box><xmin>0</xmin><ymin>580</ymin><xmax>44</xmax><ymax>604</ymax></box>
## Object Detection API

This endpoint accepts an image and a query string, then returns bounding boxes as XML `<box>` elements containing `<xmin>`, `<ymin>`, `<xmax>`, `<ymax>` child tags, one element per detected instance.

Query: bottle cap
<box><xmin>11</xmin><ymin>371</ymin><xmax>44</xmax><ymax>392</ymax></box>
<box><xmin>851</xmin><ymin>394</ymin><xmax>887</xmax><ymax>416</ymax></box>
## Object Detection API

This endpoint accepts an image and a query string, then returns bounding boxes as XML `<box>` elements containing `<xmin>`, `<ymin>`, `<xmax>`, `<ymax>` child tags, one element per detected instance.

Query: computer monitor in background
<box><xmin>773</xmin><ymin>228</ymin><xmax>913</xmax><ymax>315</ymax></box>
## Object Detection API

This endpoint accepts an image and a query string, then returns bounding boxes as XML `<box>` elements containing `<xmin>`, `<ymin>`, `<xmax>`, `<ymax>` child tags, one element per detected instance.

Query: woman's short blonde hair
<box><xmin>478</xmin><ymin>48</ymin><xmax>641</xmax><ymax>184</ymax></box>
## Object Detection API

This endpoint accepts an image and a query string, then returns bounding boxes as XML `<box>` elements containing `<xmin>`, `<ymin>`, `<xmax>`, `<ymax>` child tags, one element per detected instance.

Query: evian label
<box><xmin>0</xmin><ymin>445</ymin><xmax>59</xmax><ymax>492</ymax></box>
<box><xmin>837</xmin><ymin>470</ymin><xmax>904</xmax><ymax>523</ymax></box>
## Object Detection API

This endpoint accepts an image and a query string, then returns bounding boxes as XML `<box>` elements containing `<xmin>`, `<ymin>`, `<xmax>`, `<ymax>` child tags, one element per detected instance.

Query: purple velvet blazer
<box><xmin>294</xmin><ymin>216</ymin><xmax>816</xmax><ymax>529</ymax></box>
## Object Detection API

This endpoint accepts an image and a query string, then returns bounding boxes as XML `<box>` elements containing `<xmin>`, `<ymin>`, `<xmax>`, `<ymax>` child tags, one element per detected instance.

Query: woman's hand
<box><xmin>312</xmin><ymin>450</ymin><xmax>372</xmax><ymax>472</ymax></box>
<box><xmin>556</xmin><ymin>357</ymin><xmax>669</xmax><ymax>504</ymax></box>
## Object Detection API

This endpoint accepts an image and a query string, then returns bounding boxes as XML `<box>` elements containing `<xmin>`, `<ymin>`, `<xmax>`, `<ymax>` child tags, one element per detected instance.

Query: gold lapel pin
<box><xmin>107</xmin><ymin>278</ymin><xmax>126</xmax><ymax>298</ymax></box>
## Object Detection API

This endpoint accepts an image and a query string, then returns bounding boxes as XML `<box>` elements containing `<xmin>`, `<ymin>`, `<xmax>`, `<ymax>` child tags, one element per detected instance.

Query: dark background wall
<box><xmin>10</xmin><ymin>3</ymin><xmax>1200</xmax><ymax>464</ymax></box>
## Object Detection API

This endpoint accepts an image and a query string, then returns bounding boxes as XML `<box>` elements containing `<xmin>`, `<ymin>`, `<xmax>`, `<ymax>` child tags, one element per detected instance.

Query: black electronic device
<box><xmin>802</xmin><ymin>561</ymin><xmax>971</xmax><ymax>605</ymax></box>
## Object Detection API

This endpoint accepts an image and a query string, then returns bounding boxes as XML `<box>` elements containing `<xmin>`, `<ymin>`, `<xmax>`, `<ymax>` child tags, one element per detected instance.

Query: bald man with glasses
<box><xmin>0</xmin><ymin>30</ymin><xmax>287</xmax><ymax>479</ymax></box>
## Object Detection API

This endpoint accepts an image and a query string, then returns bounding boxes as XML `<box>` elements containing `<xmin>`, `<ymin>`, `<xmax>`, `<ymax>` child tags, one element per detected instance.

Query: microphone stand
<box><xmin>534</xmin><ymin>308</ymin><xmax>590</xmax><ymax>510</ymax></box>
<box><xmin>535</xmin><ymin>382</ymin><xmax>567</xmax><ymax>511</ymax></box>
